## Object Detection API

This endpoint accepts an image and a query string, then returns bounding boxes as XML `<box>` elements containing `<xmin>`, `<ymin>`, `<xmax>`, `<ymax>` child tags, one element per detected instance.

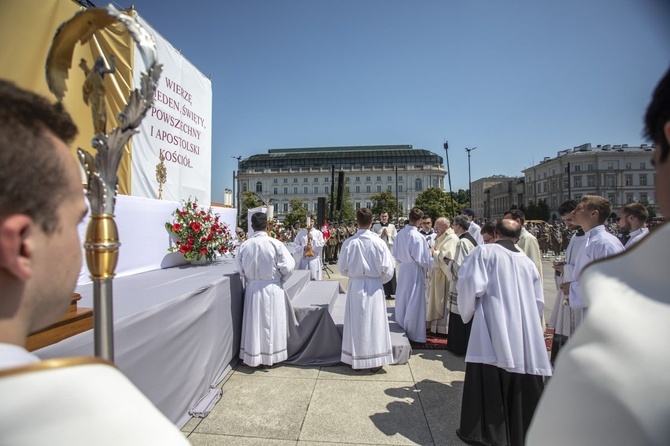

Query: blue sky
<box><xmin>123</xmin><ymin>0</ymin><xmax>669</xmax><ymax>203</ymax></box>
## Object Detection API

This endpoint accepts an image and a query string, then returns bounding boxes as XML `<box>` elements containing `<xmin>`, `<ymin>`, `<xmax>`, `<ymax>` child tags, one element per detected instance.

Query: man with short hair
<box><xmin>375</xmin><ymin>211</ymin><xmax>397</xmax><ymax>299</ymax></box>
<box><xmin>427</xmin><ymin>217</ymin><xmax>458</xmax><ymax>335</ymax></box>
<box><xmin>294</xmin><ymin>215</ymin><xmax>325</xmax><ymax>280</ymax></box>
<box><xmin>419</xmin><ymin>214</ymin><xmax>436</xmax><ymax>247</ymax></box>
<box><xmin>392</xmin><ymin>208</ymin><xmax>434</xmax><ymax>343</ymax></box>
<box><xmin>504</xmin><ymin>209</ymin><xmax>543</xmax><ymax>281</ymax></box>
<box><xmin>338</xmin><ymin>208</ymin><xmax>395</xmax><ymax>371</ymax></box>
<box><xmin>480</xmin><ymin>220</ymin><xmax>497</xmax><ymax>244</ymax></box>
<box><xmin>561</xmin><ymin>195</ymin><xmax>624</xmax><ymax>322</ymax></box>
<box><xmin>457</xmin><ymin>219</ymin><xmax>551</xmax><ymax>446</ymax></box>
<box><xmin>461</xmin><ymin>207</ymin><xmax>484</xmax><ymax>246</ymax></box>
<box><xmin>0</xmin><ymin>80</ymin><xmax>188</xmax><ymax>444</ymax></box>
<box><xmin>619</xmin><ymin>202</ymin><xmax>650</xmax><ymax>249</ymax></box>
<box><xmin>548</xmin><ymin>200</ymin><xmax>587</xmax><ymax>350</ymax></box>
<box><xmin>445</xmin><ymin>215</ymin><xmax>478</xmax><ymax>355</ymax></box>
<box><xmin>527</xmin><ymin>65</ymin><xmax>670</xmax><ymax>446</ymax></box>
<box><xmin>237</xmin><ymin>212</ymin><xmax>295</xmax><ymax>368</ymax></box>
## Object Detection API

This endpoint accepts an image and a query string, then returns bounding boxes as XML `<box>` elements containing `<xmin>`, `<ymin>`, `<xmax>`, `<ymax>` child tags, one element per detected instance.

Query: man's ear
<box><xmin>0</xmin><ymin>215</ymin><xmax>33</xmax><ymax>281</ymax></box>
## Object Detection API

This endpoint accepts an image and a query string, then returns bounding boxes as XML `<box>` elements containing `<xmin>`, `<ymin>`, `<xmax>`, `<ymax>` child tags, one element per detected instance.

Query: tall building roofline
<box><xmin>268</xmin><ymin>145</ymin><xmax>413</xmax><ymax>154</ymax></box>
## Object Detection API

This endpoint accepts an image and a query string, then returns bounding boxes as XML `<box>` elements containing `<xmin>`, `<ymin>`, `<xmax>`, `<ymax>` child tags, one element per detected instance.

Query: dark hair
<box><xmin>453</xmin><ymin>215</ymin><xmax>470</xmax><ymax>230</ymax></box>
<box><xmin>557</xmin><ymin>200</ymin><xmax>578</xmax><ymax>216</ymax></box>
<box><xmin>408</xmin><ymin>207</ymin><xmax>424</xmax><ymax>223</ymax></box>
<box><xmin>0</xmin><ymin>80</ymin><xmax>78</xmax><ymax>234</ymax></box>
<box><xmin>644</xmin><ymin>65</ymin><xmax>670</xmax><ymax>163</ymax></box>
<box><xmin>504</xmin><ymin>209</ymin><xmax>526</xmax><ymax>225</ymax></box>
<box><xmin>496</xmin><ymin>218</ymin><xmax>521</xmax><ymax>239</ymax></box>
<box><xmin>356</xmin><ymin>207</ymin><xmax>372</xmax><ymax>226</ymax></box>
<box><xmin>481</xmin><ymin>221</ymin><xmax>496</xmax><ymax>236</ymax></box>
<box><xmin>622</xmin><ymin>202</ymin><xmax>649</xmax><ymax>223</ymax></box>
<box><xmin>250</xmin><ymin>212</ymin><xmax>267</xmax><ymax>231</ymax></box>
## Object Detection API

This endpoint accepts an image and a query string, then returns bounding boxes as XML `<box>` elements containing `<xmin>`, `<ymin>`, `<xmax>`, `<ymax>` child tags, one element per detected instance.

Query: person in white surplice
<box><xmin>392</xmin><ymin>207</ymin><xmax>434</xmax><ymax>343</ymax></box>
<box><xmin>0</xmin><ymin>80</ymin><xmax>188</xmax><ymax>445</ymax></box>
<box><xmin>456</xmin><ymin>219</ymin><xmax>551</xmax><ymax>446</ymax></box>
<box><xmin>237</xmin><ymin>212</ymin><xmax>295</xmax><ymax>367</ymax></box>
<box><xmin>528</xmin><ymin>65</ymin><xmax>670</xmax><ymax>446</ymax></box>
<box><xmin>294</xmin><ymin>215</ymin><xmax>325</xmax><ymax>280</ymax></box>
<box><xmin>338</xmin><ymin>208</ymin><xmax>395</xmax><ymax>371</ymax></box>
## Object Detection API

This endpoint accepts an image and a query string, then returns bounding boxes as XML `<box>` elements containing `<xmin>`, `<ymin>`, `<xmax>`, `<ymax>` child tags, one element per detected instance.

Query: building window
<box><xmin>366</xmin><ymin>185</ymin><xmax>371</xmax><ymax>193</ymax></box>
<box><xmin>355</xmin><ymin>202</ymin><xmax>361</xmax><ymax>210</ymax></box>
<box><xmin>293</xmin><ymin>187</ymin><xmax>298</xmax><ymax>194</ymax></box>
<box><xmin>355</xmin><ymin>176</ymin><xmax>360</xmax><ymax>182</ymax></box>
<box><xmin>398</xmin><ymin>176</ymin><xmax>403</xmax><ymax>181</ymax></box>
<box><xmin>314</xmin><ymin>177</ymin><xmax>318</xmax><ymax>183</ymax></box>
<box><xmin>325</xmin><ymin>186</ymin><xmax>329</xmax><ymax>194</ymax></box>
<box><xmin>355</xmin><ymin>185</ymin><xmax>360</xmax><ymax>193</ymax></box>
<box><xmin>273</xmin><ymin>187</ymin><xmax>278</xmax><ymax>195</ymax></box>
<box><xmin>366</xmin><ymin>202</ymin><xmax>372</xmax><ymax>208</ymax></box>
<box><xmin>626</xmin><ymin>193</ymin><xmax>634</xmax><ymax>203</ymax></box>
<box><xmin>574</xmin><ymin>177</ymin><xmax>582</xmax><ymax>187</ymax></box>
<box><xmin>283</xmin><ymin>178</ymin><xmax>288</xmax><ymax>183</ymax></box>
<box><xmin>273</xmin><ymin>178</ymin><xmax>278</xmax><ymax>183</ymax></box>
<box><xmin>606</xmin><ymin>176</ymin><xmax>615</xmax><ymax>187</ymax></box>
<box><xmin>587</xmin><ymin>164</ymin><xmax>594</xmax><ymax>171</ymax></box>
<box><xmin>640</xmin><ymin>174</ymin><xmax>647</xmax><ymax>186</ymax></box>
<box><xmin>415</xmin><ymin>179</ymin><xmax>423</xmax><ymax>192</ymax></box>
<box><xmin>399</xmin><ymin>185</ymin><xmax>403</xmax><ymax>193</ymax></box>
<box><xmin>387</xmin><ymin>185</ymin><xmax>392</xmax><ymax>192</ymax></box>
<box><xmin>574</xmin><ymin>194</ymin><xmax>582</xmax><ymax>201</ymax></box>
<box><xmin>587</xmin><ymin>176</ymin><xmax>596</xmax><ymax>187</ymax></box>
<box><xmin>242</xmin><ymin>182</ymin><xmax>248</xmax><ymax>192</ymax></box>
<box><xmin>563</xmin><ymin>178</ymin><xmax>569</xmax><ymax>188</ymax></box>
<box><xmin>376</xmin><ymin>185</ymin><xmax>382</xmax><ymax>192</ymax></box>
<box><xmin>283</xmin><ymin>187</ymin><xmax>288</xmax><ymax>194</ymax></box>
<box><xmin>640</xmin><ymin>193</ymin><xmax>648</xmax><ymax>202</ymax></box>
<box><xmin>399</xmin><ymin>202</ymin><xmax>404</xmax><ymax>212</ymax></box>
<box><xmin>640</xmin><ymin>162</ymin><xmax>646</xmax><ymax>169</ymax></box>
<box><xmin>528</xmin><ymin>185</ymin><xmax>533</xmax><ymax>195</ymax></box>
<box><xmin>293</xmin><ymin>178</ymin><xmax>298</xmax><ymax>183</ymax></box>
<box><xmin>255</xmin><ymin>181</ymin><xmax>262</xmax><ymax>193</ymax></box>
<box><xmin>387</xmin><ymin>176</ymin><xmax>392</xmax><ymax>181</ymax></box>
<box><xmin>366</xmin><ymin>176</ymin><xmax>371</xmax><ymax>182</ymax></box>
<box><xmin>324</xmin><ymin>177</ymin><xmax>329</xmax><ymax>182</ymax></box>
<box><xmin>304</xmin><ymin>178</ymin><xmax>308</xmax><ymax>183</ymax></box>
<box><xmin>625</xmin><ymin>162</ymin><xmax>632</xmax><ymax>169</ymax></box>
<box><xmin>303</xmin><ymin>186</ymin><xmax>308</xmax><ymax>194</ymax></box>
<box><xmin>314</xmin><ymin>186</ymin><xmax>318</xmax><ymax>194</ymax></box>
<box><xmin>607</xmin><ymin>162</ymin><xmax>614</xmax><ymax>170</ymax></box>
<box><xmin>377</xmin><ymin>176</ymin><xmax>382</xmax><ymax>181</ymax></box>
<box><xmin>574</xmin><ymin>164</ymin><xmax>581</xmax><ymax>172</ymax></box>
<box><xmin>625</xmin><ymin>175</ymin><xmax>633</xmax><ymax>186</ymax></box>
<box><xmin>607</xmin><ymin>193</ymin><xmax>615</xmax><ymax>204</ymax></box>
<box><xmin>283</xmin><ymin>203</ymin><xmax>288</xmax><ymax>212</ymax></box>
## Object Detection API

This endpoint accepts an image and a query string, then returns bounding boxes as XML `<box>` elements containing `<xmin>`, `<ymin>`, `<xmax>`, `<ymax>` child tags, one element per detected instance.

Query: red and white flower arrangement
<box><xmin>165</xmin><ymin>197</ymin><xmax>235</xmax><ymax>262</ymax></box>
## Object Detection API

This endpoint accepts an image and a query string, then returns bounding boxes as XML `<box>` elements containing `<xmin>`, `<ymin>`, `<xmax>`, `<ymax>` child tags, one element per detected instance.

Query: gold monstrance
<box><xmin>156</xmin><ymin>153</ymin><xmax>167</xmax><ymax>199</ymax></box>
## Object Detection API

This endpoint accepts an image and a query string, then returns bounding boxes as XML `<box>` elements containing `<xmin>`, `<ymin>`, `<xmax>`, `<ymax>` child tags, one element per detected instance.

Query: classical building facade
<box><xmin>481</xmin><ymin>177</ymin><xmax>524</xmax><ymax>221</ymax></box>
<box><xmin>237</xmin><ymin>145</ymin><xmax>445</xmax><ymax>220</ymax></box>
<box><xmin>470</xmin><ymin>175</ymin><xmax>516</xmax><ymax>219</ymax></box>
<box><xmin>522</xmin><ymin>143</ymin><xmax>657</xmax><ymax>220</ymax></box>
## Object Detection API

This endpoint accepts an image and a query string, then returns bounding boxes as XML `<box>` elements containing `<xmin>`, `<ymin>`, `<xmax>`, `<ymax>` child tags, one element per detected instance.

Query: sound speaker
<box><xmin>336</xmin><ymin>171</ymin><xmax>345</xmax><ymax>211</ymax></box>
<box><xmin>317</xmin><ymin>197</ymin><xmax>326</xmax><ymax>225</ymax></box>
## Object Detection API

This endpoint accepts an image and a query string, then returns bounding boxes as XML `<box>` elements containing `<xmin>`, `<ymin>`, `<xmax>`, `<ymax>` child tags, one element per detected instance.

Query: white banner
<box><xmin>131</xmin><ymin>13</ymin><xmax>212</xmax><ymax>204</ymax></box>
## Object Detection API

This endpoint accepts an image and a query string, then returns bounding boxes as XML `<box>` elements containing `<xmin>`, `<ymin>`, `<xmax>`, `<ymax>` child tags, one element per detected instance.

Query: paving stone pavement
<box><xmin>181</xmin><ymin>259</ymin><xmax>559</xmax><ymax>445</ymax></box>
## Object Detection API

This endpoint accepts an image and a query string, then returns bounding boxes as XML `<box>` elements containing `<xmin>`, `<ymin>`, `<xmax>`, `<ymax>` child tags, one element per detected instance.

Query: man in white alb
<box><xmin>456</xmin><ymin>219</ymin><xmax>551</xmax><ymax>446</ymax></box>
<box><xmin>375</xmin><ymin>211</ymin><xmax>397</xmax><ymax>299</ymax></box>
<box><xmin>418</xmin><ymin>214</ymin><xmax>436</xmax><ymax>247</ymax></box>
<box><xmin>0</xmin><ymin>81</ymin><xmax>188</xmax><ymax>444</ymax></box>
<box><xmin>560</xmin><ymin>195</ymin><xmax>624</xmax><ymax>327</ymax></box>
<box><xmin>619</xmin><ymin>202</ymin><xmax>650</xmax><ymax>249</ymax></box>
<box><xmin>392</xmin><ymin>207</ymin><xmax>434</xmax><ymax>343</ymax></box>
<box><xmin>237</xmin><ymin>212</ymin><xmax>295</xmax><ymax>367</ymax></box>
<box><xmin>294</xmin><ymin>215</ymin><xmax>325</xmax><ymax>280</ymax></box>
<box><xmin>528</xmin><ymin>63</ymin><xmax>670</xmax><ymax>446</ymax></box>
<box><xmin>339</xmin><ymin>208</ymin><xmax>395</xmax><ymax>371</ymax></box>
<box><xmin>461</xmin><ymin>207</ymin><xmax>484</xmax><ymax>246</ymax></box>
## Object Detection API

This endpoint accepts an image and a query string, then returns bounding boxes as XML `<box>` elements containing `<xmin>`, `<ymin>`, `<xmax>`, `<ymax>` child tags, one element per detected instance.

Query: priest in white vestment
<box><xmin>528</xmin><ymin>64</ymin><xmax>670</xmax><ymax>446</ymax></box>
<box><xmin>0</xmin><ymin>81</ymin><xmax>187</xmax><ymax>444</ymax></box>
<box><xmin>338</xmin><ymin>208</ymin><xmax>395</xmax><ymax>371</ymax></box>
<box><xmin>427</xmin><ymin>217</ymin><xmax>458</xmax><ymax>335</ymax></box>
<box><xmin>548</xmin><ymin>201</ymin><xmax>586</xmax><ymax>356</ymax></box>
<box><xmin>456</xmin><ymin>219</ymin><xmax>552</xmax><ymax>446</ymax></box>
<box><xmin>392</xmin><ymin>208</ymin><xmax>434</xmax><ymax>343</ymax></box>
<box><xmin>445</xmin><ymin>215</ymin><xmax>478</xmax><ymax>355</ymax></box>
<box><xmin>237</xmin><ymin>212</ymin><xmax>295</xmax><ymax>367</ymax></box>
<box><xmin>562</xmin><ymin>195</ymin><xmax>624</xmax><ymax>328</ymax></box>
<box><xmin>294</xmin><ymin>216</ymin><xmax>326</xmax><ymax>280</ymax></box>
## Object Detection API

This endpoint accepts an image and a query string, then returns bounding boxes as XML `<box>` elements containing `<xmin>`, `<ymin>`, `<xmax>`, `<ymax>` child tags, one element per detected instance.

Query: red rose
<box><xmin>179</xmin><ymin>244</ymin><xmax>190</xmax><ymax>253</ymax></box>
<box><xmin>172</xmin><ymin>223</ymin><xmax>182</xmax><ymax>231</ymax></box>
<box><xmin>200</xmin><ymin>247</ymin><xmax>208</xmax><ymax>255</ymax></box>
<box><xmin>208</xmin><ymin>234</ymin><xmax>213</xmax><ymax>241</ymax></box>
<box><xmin>190</xmin><ymin>222</ymin><xmax>201</xmax><ymax>233</ymax></box>
<box><xmin>201</xmin><ymin>237</ymin><xmax>207</xmax><ymax>243</ymax></box>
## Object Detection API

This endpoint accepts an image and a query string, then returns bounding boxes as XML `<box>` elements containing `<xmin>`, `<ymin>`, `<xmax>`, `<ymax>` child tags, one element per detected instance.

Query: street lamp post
<box><xmin>465</xmin><ymin>147</ymin><xmax>477</xmax><ymax>206</ymax></box>
<box><xmin>444</xmin><ymin>141</ymin><xmax>454</xmax><ymax>217</ymax></box>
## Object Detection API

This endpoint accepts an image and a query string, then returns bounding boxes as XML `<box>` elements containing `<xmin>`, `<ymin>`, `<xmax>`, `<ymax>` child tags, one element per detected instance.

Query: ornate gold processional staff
<box><xmin>45</xmin><ymin>5</ymin><xmax>162</xmax><ymax>361</ymax></box>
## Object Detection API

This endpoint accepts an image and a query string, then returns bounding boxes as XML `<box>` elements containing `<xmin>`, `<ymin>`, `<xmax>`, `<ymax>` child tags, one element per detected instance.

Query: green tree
<box><xmin>369</xmin><ymin>189</ymin><xmax>399</xmax><ymax>220</ymax></box>
<box><xmin>326</xmin><ymin>186</ymin><xmax>355</xmax><ymax>224</ymax></box>
<box><xmin>536</xmin><ymin>199</ymin><xmax>551</xmax><ymax>222</ymax></box>
<box><xmin>283</xmin><ymin>198</ymin><xmax>308</xmax><ymax>229</ymax></box>
<box><xmin>640</xmin><ymin>200</ymin><xmax>657</xmax><ymax>220</ymax></box>
<box><xmin>415</xmin><ymin>187</ymin><xmax>458</xmax><ymax>221</ymax></box>
<box><xmin>239</xmin><ymin>190</ymin><xmax>263</xmax><ymax>231</ymax></box>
